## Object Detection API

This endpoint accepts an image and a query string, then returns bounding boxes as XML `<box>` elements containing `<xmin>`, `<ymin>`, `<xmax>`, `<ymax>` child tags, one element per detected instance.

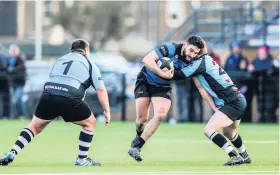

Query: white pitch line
<box><xmin>2</xmin><ymin>171</ymin><xmax>279</xmax><ymax>175</ymax></box>
<box><xmin>153</xmin><ymin>140</ymin><xmax>279</xmax><ymax>144</ymax></box>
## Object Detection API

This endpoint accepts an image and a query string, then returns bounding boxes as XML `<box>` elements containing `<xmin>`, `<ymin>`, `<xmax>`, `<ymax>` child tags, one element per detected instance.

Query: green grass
<box><xmin>0</xmin><ymin>120</ymin><xmax>279</xmax><ymax>174</ymax></box>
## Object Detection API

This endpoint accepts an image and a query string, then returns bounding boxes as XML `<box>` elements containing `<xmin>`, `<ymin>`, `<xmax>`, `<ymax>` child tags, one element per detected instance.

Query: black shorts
<box><xmin>219</xmin><ymin>92</ymin><xmax>247</xmax><ymax>121</ymax></box>
<box><xmin>35</xmin><ymin>93</ymin><xmax>91</xmax><ymax>122</ymax></box>
<box><xmin>134</xmin><ymin>72</ymin><xmax>172</xmax><ymax>100</ymax></box>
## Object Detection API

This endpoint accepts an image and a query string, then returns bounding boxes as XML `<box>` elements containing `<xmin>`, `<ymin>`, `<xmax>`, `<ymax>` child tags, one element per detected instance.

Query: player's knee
<box><xmin>85</xmin><ymin>116</ymin><xmax>95</xmax><ymax>128</ymax></box>
<box><xmin>27</xmin><ymin>124</ymin><xmax>42</xmax><ymax>135</ymax></box>
<box><xmin>204</xmin><ymin>125</ymin><xmax>213</xmax><ymax>138</ymax></box>
<box><xmin>223</xmin><ymin>129</ymin><xmax>235</xmax><ymax>139</ymax></box>
<box><xmin>155</xmin><ymin>108</ymin><xmax>166</xmax><ymax>122</ymax></box>
<box><xmin>136</xmin><ymin>115</ymin><xmax>148</xmax><ymax>124</ymax></box>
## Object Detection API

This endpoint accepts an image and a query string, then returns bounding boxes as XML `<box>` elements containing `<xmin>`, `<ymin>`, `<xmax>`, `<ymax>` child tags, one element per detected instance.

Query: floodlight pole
<box><xmin>35</xmin><ymin>0</ymin><xmax>42</xmax><ymax>60</ymax></box>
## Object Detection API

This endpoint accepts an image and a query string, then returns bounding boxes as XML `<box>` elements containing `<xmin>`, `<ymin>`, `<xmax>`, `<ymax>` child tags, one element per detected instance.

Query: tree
<box><xmin>52</xmin><ymin>1</ymin><xmax>129</xmax><ymax>49</ymax></box>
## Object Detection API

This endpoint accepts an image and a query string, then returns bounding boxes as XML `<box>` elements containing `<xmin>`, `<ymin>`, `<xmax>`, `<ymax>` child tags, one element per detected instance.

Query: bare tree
<box><xmin>52</xmin><ymin>1</ymin><xmax>129</xmax><ymax>49</ymax></box>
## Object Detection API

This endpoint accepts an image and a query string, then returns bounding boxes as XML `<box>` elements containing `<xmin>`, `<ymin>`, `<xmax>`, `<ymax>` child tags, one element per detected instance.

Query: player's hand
<box><xmin>160</xmin><ymin>67</ymin><xmax>174</xmax><ymax>79</ymax></box>
<box><xmin>103</xmin><ymin>110</ymin><xmax>111</xmax><ymax>125</ymax></box>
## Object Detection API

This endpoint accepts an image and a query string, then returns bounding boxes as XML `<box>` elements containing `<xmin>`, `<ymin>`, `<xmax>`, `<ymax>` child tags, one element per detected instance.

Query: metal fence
<box><xmin>0</xmin><ymin>69</ymin><xmax>279</xmax><ymax>123</ymax></box>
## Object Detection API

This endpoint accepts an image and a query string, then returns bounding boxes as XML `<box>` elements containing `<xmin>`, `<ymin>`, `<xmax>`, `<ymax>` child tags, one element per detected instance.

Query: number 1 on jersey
<box><xmin>62</xmin><ymin>60</ymin><xmax>73</xmax><ymax>75</ymax></box>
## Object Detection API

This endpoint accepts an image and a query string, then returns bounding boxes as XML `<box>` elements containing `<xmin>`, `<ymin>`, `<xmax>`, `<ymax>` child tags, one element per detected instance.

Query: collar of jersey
<box><xmin>71</xmin><ymin>50</ymin><xmax>88</xmax><ymax>59</ymax></box>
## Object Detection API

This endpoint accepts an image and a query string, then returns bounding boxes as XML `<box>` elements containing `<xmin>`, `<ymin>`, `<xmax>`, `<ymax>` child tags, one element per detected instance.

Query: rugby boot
<box><xmin>75</xmin><ymin>157</ymin><xmax>101</xmax><ymax>166</ymax></box>
<box><xmin>239</xmin><ymin>151</ymin><xmax>252</xmax><ymax>164</ymax></box>
<box><xmin>0</xmin><ymin>152</ymin><xmax>15</xmax><ymax>166</ymax></box>
<box><xmin>223</xmin><ymin>156</ymin><xmax>244</xmax><ymax>166</ymax></box>
<box><xmin>128</xmin><ymin>147</ymin><xmax>142</xmax><ymax>162</ymax></box>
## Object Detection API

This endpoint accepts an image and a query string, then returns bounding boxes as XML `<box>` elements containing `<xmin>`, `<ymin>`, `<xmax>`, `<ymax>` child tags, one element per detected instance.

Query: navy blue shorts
<box><xmin>134</xmin><ymin>72</ymin><xmax>172</xmax><ymax>100</ymax></box>
<box><xmin>219</xmin><ymin>93</ymin><xmax>247</xmax><ymax>121</ymax></box>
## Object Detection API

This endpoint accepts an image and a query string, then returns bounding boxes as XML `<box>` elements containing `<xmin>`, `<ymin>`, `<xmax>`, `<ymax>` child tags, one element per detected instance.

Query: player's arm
<box><xmin>181</xmin><ymin>58</ymin><xmax>205</xmax><ymax>78</ymax></box>
<box><xmin>192</xmin><ymin>76</ymin><xmax>218</xmax><ymax>112</ymax></box>
<box><xmin>142</xmin><ymin>44</ymin><xmax>174</xmax><ymax>79</ymax></box>
<box><xmin>91</xmin><ymin>64</ymin><xmax>111</xmax><ymax>124</ymax></box>
<box><xmin>142</xmin><ymin>51</ymin><xmax>174</xmax><ymax>79</ymax></box>
<box><xmin>173</xmin><ymin>68</ymin><xmax>186</xmax><ymax>80</ymax></box>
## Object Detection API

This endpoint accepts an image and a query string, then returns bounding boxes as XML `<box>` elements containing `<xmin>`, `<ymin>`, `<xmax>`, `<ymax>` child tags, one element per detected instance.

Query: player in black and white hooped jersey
<box><xmin>0</xmin><ymin>39</ymin><xmax>111</xmax><ymax>166</ymax></box>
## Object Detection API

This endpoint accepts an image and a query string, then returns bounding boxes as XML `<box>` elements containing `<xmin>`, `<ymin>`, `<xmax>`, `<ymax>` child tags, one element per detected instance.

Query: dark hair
<box><xmin>187</xmin><ymin>36</ymin><xmax>204</xmax><ymax>49</ymax></box>
<box><xmin>70</xmin><ymin>39</ymin><xmax>89</xmax><ymax>52</ymax></box>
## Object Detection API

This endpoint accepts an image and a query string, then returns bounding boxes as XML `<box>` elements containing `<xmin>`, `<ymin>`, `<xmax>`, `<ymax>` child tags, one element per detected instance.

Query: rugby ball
<box><xmin>156</xmin><ymin>57</ymin><xmax>174</xmax><ymax>72</ymax></box>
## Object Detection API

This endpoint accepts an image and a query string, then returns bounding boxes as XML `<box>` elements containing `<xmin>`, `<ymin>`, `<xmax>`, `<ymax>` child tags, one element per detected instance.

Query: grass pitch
<box><xmin>0</xmin><ymin>120</ymin><xmax>279</xmax><ymax>174</ymax></box>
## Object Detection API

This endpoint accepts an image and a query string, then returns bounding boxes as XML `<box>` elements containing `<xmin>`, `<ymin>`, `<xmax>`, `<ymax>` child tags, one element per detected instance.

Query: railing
<box><xmin>0</xmin><ymin>68</ymin><xmax>279</xmax><ymax>123</ymax></box>
<box><xmin>159</xmin><ymin>1</ymin><xmax>279</xmax><ymax>46</ymax></box>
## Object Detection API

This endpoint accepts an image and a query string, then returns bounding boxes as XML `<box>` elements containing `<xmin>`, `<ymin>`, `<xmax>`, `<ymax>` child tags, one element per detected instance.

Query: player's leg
<box><xmin>133</xmin><ymin>75</ymin><xmax>151</xmax><ymax>138</ymax></box>
<box><xmin>130</xmin><ymin>97</ymin><xmax>150</xmax><ymax>148</ymax></box>
<box><xmin>204</xmin><ymin>111</ymin><xmax>238</xmax><ymax>156</ymax></box>
<box><xmin>0</xmin><ymin>115</ymin><xmax>51</xmax><ymax>166</ymax></box>
<box><xmin>128</xmin><ymin>97</ymin><xmax>171</xmax><ymax>161</ymax></box>
<box><xmin>68</xmin><ymin>98</ymin><xmax>100</xmax><ymax>167</ymax></box>
<box><xmin>128</xmin><ymin>97</ymin><xmax>151</xmax><ymax>161</ymax></box>
<box><xmin>135</xmin><ymin>97</ymin><xmax>150</xmax><ymax>137</ymax></box>
<box><xmin>204</xmin><ymin>111</ymin><xmax>244</xmax><ymax>166</ymax></box>
<box><xmin>223</xmin><ymin>120</ymin><xmax>251</xmax><ymax>164</ymax></box>
<box><xmin>72</xmin><ymin>114</ymin><xmax>100</xmax><ymax>166</ymax></box>
<box><xmin>141</xmin><ymin>97</ymin><xmax>171</xmax><ymax>141</ymax></box>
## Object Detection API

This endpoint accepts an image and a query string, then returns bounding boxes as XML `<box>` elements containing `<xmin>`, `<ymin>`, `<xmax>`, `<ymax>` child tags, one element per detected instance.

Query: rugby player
<box><xmin>128</xmin><ymin>36</ymin><xmax>204</xmax><ymax>161</ymax></box>
<box><xmin>173</xmin><ymin>38</ymin><xmax>252</xmax><ymax>166</ymax></box>
<box><xmin>0</xmin><ymin>39</ymin><xmax>111</xmax><ymax>166</ymax></box>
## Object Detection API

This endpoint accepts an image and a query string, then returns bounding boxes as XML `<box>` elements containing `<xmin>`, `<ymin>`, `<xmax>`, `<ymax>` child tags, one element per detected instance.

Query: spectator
<box><xmin>248</xmin><ymin>45</ymin><xmax>279</xmax><ymax>123</ymax></box>
<box><xmin>208</xmin><ymin>46</ymin><xmax>221</xmax><ymax>66</ymax></box>
<box><xmin>0</xmin><ymin>53</ymin><xmax>10</xmax><ymax>118</ymax></box>
<box><xmin>248</xmin><ymin>46</ymin><xmax>274</xmax><ymax>72</ymax></box>
<box><xmin>7</xmin><ymin>44</ymin><xmax>27</xmax><ymax>119</ymax></box>
<box><xmin>224</xmin><ymin>41</ymin><xmax>249</xmax><ymax>71</ymax></box>
<box><xmin>224</xmin><ymin>41</ymin><xmax>252</xmax><ymax>122</ymax></box>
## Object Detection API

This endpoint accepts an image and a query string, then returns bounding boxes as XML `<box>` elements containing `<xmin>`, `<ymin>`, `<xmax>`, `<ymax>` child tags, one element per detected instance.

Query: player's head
<box><xmin>70</xmin><ymin>39</ymin><xmax>90</xmax><ymax>57</ymax></box>
<box><xmin>182</xmin><ymin>36</ymin><xmax>204</xmax><ymax>61</ymax></box>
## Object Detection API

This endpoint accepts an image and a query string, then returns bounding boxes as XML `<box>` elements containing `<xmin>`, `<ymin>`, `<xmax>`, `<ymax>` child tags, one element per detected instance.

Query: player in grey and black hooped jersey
<box><xmin>0</xmin><ymin>39</ymin><xmax>111</xmax><ymax>167</ymax></box>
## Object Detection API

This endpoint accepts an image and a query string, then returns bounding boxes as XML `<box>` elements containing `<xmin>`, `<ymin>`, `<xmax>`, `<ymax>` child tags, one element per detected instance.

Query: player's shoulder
<box><xmin>156</xmin><ymin>42</ymin><xmax>178</xmax><ymax>56</ymax></box>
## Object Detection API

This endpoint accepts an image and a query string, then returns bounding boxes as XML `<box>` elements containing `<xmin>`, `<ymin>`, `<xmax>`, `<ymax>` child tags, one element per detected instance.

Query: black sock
<box><xmin>136</xmin><ymin>130</ymin><xmax>143</xmax><ymax>137</ymax></box>
<box><xmin>209</xmin><ymin>132</ymin><xmax>238</xmax><ymax>157</ymax></box>
<box><xmin>136</xmin><ymin>123</ymin><xmax>145</xmax><ymax>137</ymax></box>
<box><xmin>231</xmin><ymin>133</ymin><xmax>248</xmax><ymax>157</ymax></box>
<box><xmin>78</xmin><ymin>129</ymin><xmax>94</xmax><ymax>159</ymax></box>
<box><xmin>11</xmin><ymin>128</ymin><xmax>34</xmax><ymax>155</ymax></box>
<box><xmin>133</xmin><ymin>136</ymin><xmax>146</xmax><ymax>149</ymax></box>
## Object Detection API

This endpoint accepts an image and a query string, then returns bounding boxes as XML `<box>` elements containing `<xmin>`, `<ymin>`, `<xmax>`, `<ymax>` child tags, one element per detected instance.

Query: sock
<box><xmin>78</xmin><ymin>129</ymin><xmax>94</xmax><ymax>159</ymax></box>
<box><xmin>209</xmin><ymin>132</ymin><xmax>238</xmax><ymax>157</ymax></box>
<box><xmin>136</xmin><ymin>130</ymin><xmax>143</xmax><ymax>137</ymax></box>
<box><xmin>132</xmin><ymin>136</ymin><xmax>146</xmax><ymax>149</ymax></box>
<box><xmin>11</xmin><ymin>128</ymin><xmax>34</xmax><ymax>155</ymax></box>
<box><xmin>231</xmin><ymin>133</ymin><xmax>248</xmax><ymax>158</ymax></box>
<box><xmin>136</xmin><ymin>123</ymin><xmax>145</xmax><ymax>136</ymax></box>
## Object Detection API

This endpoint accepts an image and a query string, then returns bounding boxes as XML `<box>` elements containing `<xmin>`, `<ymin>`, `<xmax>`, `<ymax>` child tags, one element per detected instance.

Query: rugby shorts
<box><xmin>35</xmin><ymin>93</ymin><xmax>91</xmax><ymax>122</ymax></box>
<box><xmin>219</xmin><ymin>92</ymin><xmax>247</xmax><ymax>121</ymax></box>
<box><xmin>134</xmin><ymin>72</ymin><xmax>172</xmax><ymax>100</ymax></box>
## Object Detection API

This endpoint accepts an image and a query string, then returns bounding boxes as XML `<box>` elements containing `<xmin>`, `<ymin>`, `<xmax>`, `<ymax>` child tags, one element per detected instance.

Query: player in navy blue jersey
<box><xmin>170</xmin><ymin>39</ymin><xmax>251</xmax><ymax>166</ymax></box>
<box><xmin>128</xmin><ymin>36</ymin><xmax>204</xmax><ymax>162</ymax></box>
<box><xmin>0</xmin><ymin>39</ymin><xmax>111</xmax><ymax>166</ymax></box>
